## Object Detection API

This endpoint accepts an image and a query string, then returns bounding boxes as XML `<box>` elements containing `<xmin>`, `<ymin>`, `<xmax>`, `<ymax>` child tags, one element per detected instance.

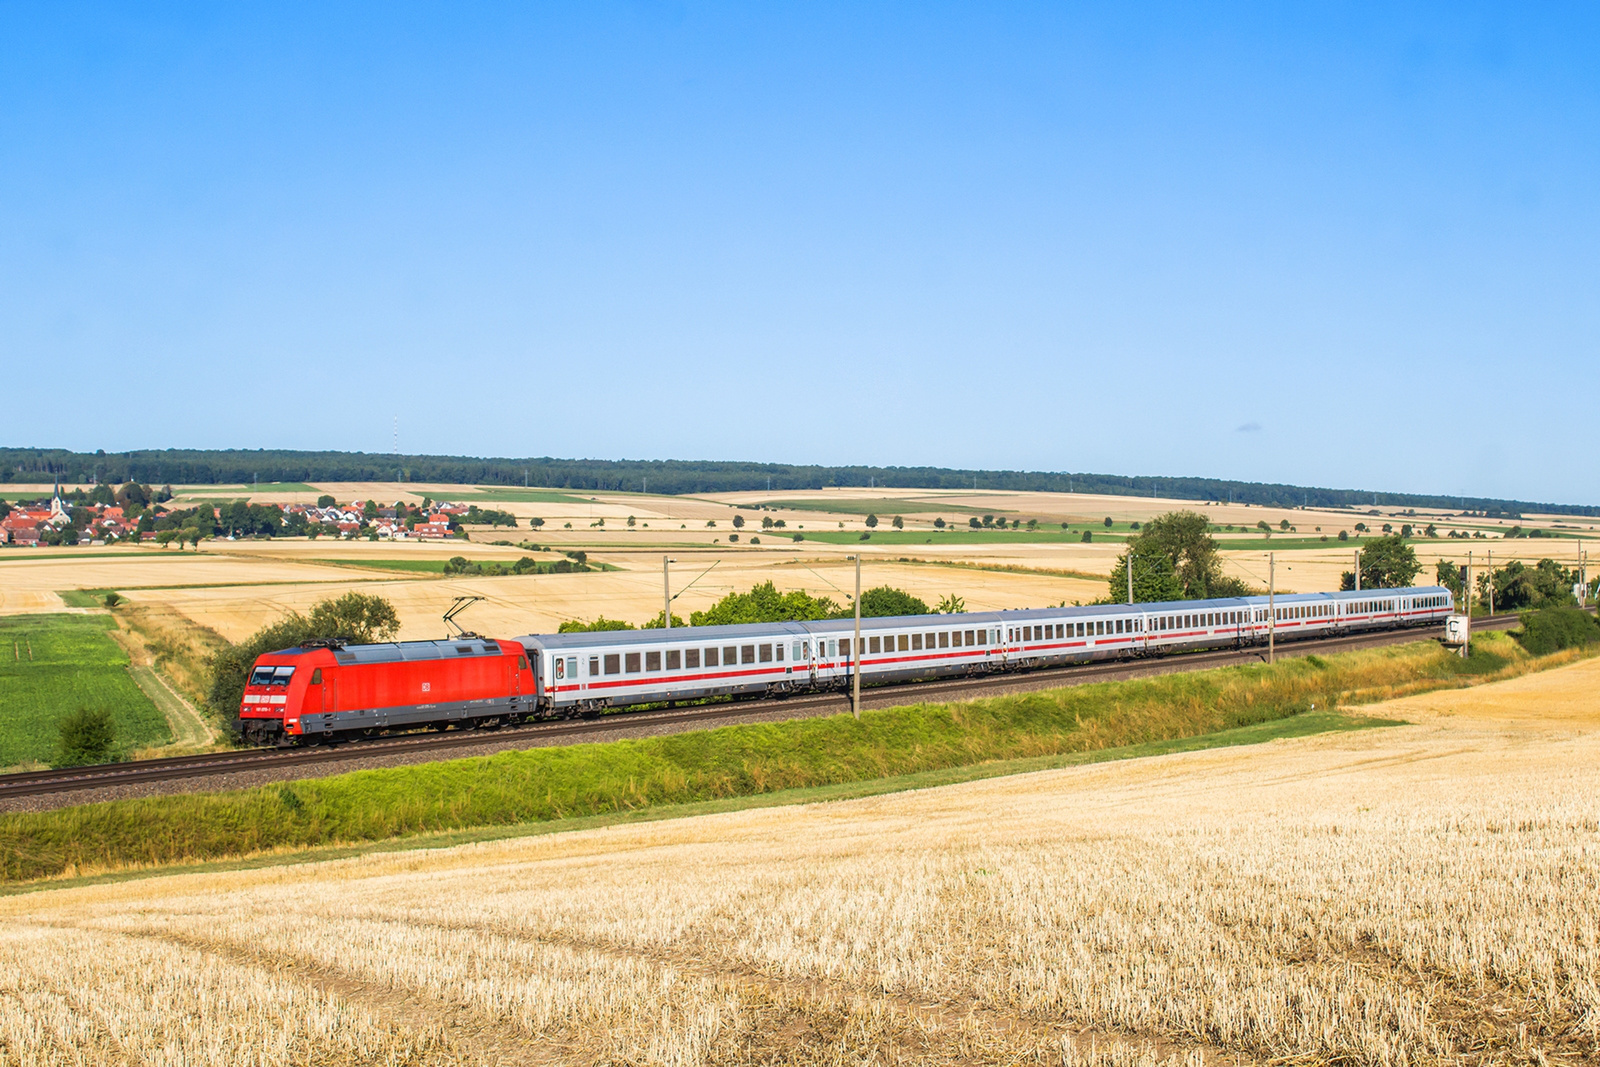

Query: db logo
<box><xmin>421</xmin><ymin>682</ymin><xmax>431</xmax><ymax>692</ymax></box>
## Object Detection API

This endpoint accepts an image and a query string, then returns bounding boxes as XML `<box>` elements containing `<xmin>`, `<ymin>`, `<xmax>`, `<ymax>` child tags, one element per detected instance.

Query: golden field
<box><xmin>3</xmin><ymin>648</ymin><xmax>1597</xmax><ymax>1064</ymax></box>
<box><xmin>3</xmin><ymin>484</ymin><xmax>1593</xmax><ymax>641</ymax></box>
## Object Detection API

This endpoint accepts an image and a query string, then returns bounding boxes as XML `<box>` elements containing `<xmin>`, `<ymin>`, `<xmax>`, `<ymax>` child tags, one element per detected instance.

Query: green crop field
<box><xmin>755</xmin><ymin>497</ymin><xmax>1006</xmax><ymax>517</ymax></box>
<box><xmin>797</xmin><ymin>528</ymin><xmax>1132</xmax><ymax>546</ymax></box>
<box><xmin>313</xmin><ymin>557</ymin><xmax>452</xmax><ymax>573</ymax></box>
<box><xmin>451</xmin><ymin>487</ymin><xmax>594</xmax><ymax>504</ymax></box>
<box><xmin>0</xmin><ymin>615</ymin><xmax>170</xmax><ymax>769</ymax></box>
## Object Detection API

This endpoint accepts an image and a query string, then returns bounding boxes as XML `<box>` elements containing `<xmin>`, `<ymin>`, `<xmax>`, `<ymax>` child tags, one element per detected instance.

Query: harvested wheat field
<box><xmin>4</xmin><ymin>656</ymin><xmax>1598</xmax><ymax>1065</ymax></box>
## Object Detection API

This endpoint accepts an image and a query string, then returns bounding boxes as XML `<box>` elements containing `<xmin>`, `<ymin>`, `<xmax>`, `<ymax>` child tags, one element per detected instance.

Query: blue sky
<box><xmin>3</xmin><ymin>4</ymin><xmax>1596</xmax><ymax>502</ymax></box>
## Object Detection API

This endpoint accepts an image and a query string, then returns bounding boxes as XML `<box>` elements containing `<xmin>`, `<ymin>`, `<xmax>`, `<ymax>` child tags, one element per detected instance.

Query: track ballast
<box><xmin>0</xmin><ymin>616</ymin><xmax>1517</xmax><ymax>803</ymax></box>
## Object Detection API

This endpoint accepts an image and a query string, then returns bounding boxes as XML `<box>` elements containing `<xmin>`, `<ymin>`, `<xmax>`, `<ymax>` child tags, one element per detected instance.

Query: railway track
<box><xmin>0</xmin><ymin>615</ymin><xmax>1522</xmax><ymax>802</ymax></box>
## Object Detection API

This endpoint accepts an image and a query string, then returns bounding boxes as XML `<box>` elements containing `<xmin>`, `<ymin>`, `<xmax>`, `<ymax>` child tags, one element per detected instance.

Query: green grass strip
<box><xmin>0</xmin><ymin>637</ymin><xmax>1527</xmax><ymax>884</ymax></box>
<box><xmin>2</xmin><ymin>709</ymin><xmax>1396</xmax><ymax>895</ymax></box>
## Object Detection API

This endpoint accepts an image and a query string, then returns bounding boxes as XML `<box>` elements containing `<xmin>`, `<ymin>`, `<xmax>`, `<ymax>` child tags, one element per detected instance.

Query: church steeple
<box><xmin>50</xmin><ymin>477</ymin><xmax>69</xmax><ymax>523</ymax></box>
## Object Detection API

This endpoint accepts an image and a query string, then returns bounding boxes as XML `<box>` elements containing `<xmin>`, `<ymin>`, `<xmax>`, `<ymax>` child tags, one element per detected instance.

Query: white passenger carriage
<box><xmin>516</xmin><ymin>585</ymin><xmax>1453</xmax><ymax>714</ymax></box>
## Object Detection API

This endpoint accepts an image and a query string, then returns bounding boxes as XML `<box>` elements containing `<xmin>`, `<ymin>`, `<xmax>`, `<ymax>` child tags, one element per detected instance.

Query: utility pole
<box><xmin>848</xmin><ymin>554</ymin><xmax>862</xmax><ymax>719</ymax></box>
<box><xmin>1268</xmin><ymin>552</ymin><xmax>1276</xmax><ymax>665</ymax></box>
<box><xmin>1354</xmin><ymin>549</ymin><xmax>1361</xmax><ymax>592</ymax></box>
<box><xmin>1487</xmin><ymin>549</ymin><xmax>1493</xmax><ymax>615</ymax></box>
<box><xmin>1462</xmin><ymin>551</ymin><xmax>1472</xmax><ymax>658</ymax></box>
<box><xmin>662</xmin><ymin>556</ymin><xmax>676</xmax><ymax>630</ymax></box>
<box><xmin>1127</xmin><ymin>553</ymin><xmax>1134</xmax><ymax>605</ymax></box>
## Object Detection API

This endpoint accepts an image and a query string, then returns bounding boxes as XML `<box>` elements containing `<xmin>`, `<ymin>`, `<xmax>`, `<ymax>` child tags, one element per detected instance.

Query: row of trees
<box><xmin>7</xmin><ymin>446</ymin><xmax>1589</xmax><ymax>516</ymax></box>
<box><xmin>1436</xmin><ymin>557</ymin><xmax>1590</xmax><ymax>612</ymax></box>
<box><xmin>558</xmin><ymin>582</ymin><xmax>944</xmax><ymax>632</ymax></box>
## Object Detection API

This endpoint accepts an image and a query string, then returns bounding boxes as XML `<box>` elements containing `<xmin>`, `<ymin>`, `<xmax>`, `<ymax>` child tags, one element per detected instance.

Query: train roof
<box><xmin>515</xmin><ymin>586</ymin><xmax>1451</xmax><ymax>650</ymax></box>
<box><xmin>265</xmin><ymin>637</ymin><xmax>512</xmax><ymax>665</ymax></box>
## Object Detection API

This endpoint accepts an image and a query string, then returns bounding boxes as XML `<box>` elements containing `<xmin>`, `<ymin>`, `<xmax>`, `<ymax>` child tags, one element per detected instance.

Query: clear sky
<box><xmin>3</xmin><ymin>4</ymin><xmax>1596</xmax><ymax>502</ymax></box>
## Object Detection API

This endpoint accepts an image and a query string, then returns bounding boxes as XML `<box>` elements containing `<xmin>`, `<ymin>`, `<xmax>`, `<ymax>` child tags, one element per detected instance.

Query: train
<box><xmin>235</xmin><ymin>585</ymin><xmax>1454</xmax><ymax>744</ymax></box>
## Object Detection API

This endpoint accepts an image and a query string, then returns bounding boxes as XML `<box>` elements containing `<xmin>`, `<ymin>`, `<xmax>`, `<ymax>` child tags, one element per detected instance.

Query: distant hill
<box><xmin>1</xmin><ymin>446</ymin><xmax>1591</xmax><ymax>517</ymax></box>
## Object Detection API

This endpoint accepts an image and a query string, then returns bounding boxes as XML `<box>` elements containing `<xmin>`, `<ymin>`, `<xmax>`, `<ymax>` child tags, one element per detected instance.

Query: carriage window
<box><xmin>1115</xmin><ymin>619</ymin><xmax>1123</xmax><ymax>633</ymax></box>
<box><xmin>667</xmin><ymin>650</ymin><xmax>681</xmax><ymax>670</ymax></box>
<box><xmin>589</xmin><ymin>656</ymin><xmax>600</xmax><ymax>676</ymax></box>
<box><xmin>951</xmin><ymin>631</ymin><xmax>962</xmax><ymax>647</ymax></box>
<box><xmin>625</xmin><ymin>652</ymin><xmax>641</xmax><ymax>673</ymax></box>
<box><xmin>725</xmin><ymin>646</ymin><xmax>738</xmax><ymax>665</ymax></box>
<box><xmin>939</xmin><ymin>631</ymin><xmax>949</xmax><ymax>648</ymax></box>
<box><xmin>759</xmin><ymin>643</ymin><xmax>772</xmax><ymax>662</ymax></box>
<box><xmin>554</xmin><ymin>659</ymin><xmax>565</xmax><ymax>679</ymax></box>
<box><xmin>567</xmin><ymin>656</ymin><xmax>577</xmax><ymax>678</ymax></box>
<box><xmin>685</xmin><ymin>648</ymin><xmax>700</xmax><ymax>669</ymax></box>
<box><xmin>704</xmin><ymin>647</ymin><xmax>718</xmax><ymax>667</ymax></box>
<box><xmin>646</xmin><ymin>651</ymin><xmax>661</xmax><ymax>671</ymax></box>
<box><xmin>898</xmin><ymin>634</ymin><xmax>909</xmax><ymax>651</ymax></box>
<box><xmin>870</xmin><ymin>636</ymin><xmax>881</xmax><ymax>653</ymax></box>
<box><xmin>309</xmin><ymin>668</ymin><xmax>323</xmax><ymax>684</ymax></box>
<box><xmin>976</xmin><ymin>629</ymin><xmax>987</xmax><ymax>645</ymax></box>
<box><xmin>741</xmin><ymin>645</ymin><xmax>755</xmax><ymax>664</ymax></box>
<box><xmin>912</xmin><ymin>633</ymin><xmax>923</xmax><ymax>651</ymax></box>
<box><xmin>776</xmin><ymin>643</ymin><xmax>785</xmax><ymax>662</ymax></box>
<box><xmin>839</xmin><ymin>638</ymin><xmax>850</xmax><ymax>658</ymax></box>
<box><xmin>604</xmin><ymin>654</ymin><xmax>620</xmax><ymax>675</ymax></box>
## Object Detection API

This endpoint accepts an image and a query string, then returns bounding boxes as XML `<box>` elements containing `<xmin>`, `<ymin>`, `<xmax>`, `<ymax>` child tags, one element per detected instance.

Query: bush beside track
<box><xmin>0</xmin><ymin>630</ymin><xmax>1581</xmax><ymax>884</ymax></box>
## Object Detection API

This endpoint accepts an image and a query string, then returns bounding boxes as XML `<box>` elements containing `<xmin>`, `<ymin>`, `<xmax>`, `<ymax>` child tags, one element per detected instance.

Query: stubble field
<box><xmin>2</xmin><ymin>654</ymin><xmax>1596</xmax><ymax>1065</ymax></box>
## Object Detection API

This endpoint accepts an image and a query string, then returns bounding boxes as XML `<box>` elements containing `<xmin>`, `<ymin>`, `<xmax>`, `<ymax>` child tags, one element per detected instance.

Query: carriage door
<box><xmin>806</xmin><ymin>639</ymin><xmax>817</xmax><ymax>685</ymax></box>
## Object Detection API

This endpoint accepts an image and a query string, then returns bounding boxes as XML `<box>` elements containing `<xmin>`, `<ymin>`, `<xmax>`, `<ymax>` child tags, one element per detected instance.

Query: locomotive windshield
<box><xmin>249</xmin><ymin>665</ymin><xmax>296</xmax><ymax>687</ymax></box>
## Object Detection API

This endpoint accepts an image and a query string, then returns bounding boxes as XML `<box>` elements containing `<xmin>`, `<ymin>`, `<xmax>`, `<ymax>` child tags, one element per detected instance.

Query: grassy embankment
<box><xmin>1</xmin><ymin>630</ymin><xmax>1573</xmax><ymax>885</ymax></box>
<box><xmin>0</xmin><ymin>615</ymin><xmax>171</xmax><ymax>770</ymax></box>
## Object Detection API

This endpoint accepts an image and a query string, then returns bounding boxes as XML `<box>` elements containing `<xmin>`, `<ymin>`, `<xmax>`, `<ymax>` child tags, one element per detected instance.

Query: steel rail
<box><xmin>0</xmin><ymin>615</ymin><xmax>1522</xmax><ymax>801</ymax></box>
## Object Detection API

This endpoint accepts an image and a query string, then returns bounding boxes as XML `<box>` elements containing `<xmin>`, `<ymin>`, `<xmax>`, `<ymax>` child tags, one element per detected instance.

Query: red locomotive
<box><xmin>236</xmin><ymin>636</ymin><xmax>531</xmax><ymax>745</ymax></box>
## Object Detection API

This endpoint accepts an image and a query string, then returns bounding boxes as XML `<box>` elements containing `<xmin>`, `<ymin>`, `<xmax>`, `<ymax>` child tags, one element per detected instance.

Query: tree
<box><xmin>864</xmin><ymin>514</ymin><xmax>878</xmax><ymax>528</ymax></box>
<box><xmin>891</xmin><ymin>516</ymin><xmax>904</xmax><ymax>529</ymax></box>
<box><xmin>857</xmin><ymin>586</ymin><xmax>930</xmax><ymax>617</ymax></box>
<box><xmin>1110</xmin><ymin>511</ymin><xmax>1232</xmax><ymax>601</ymax></box>
<box><xmin>1103</xmin><ymin>516</ymin><xmax>1113</xmax><ymax>528</ymax></box>
<box><xmin>761</xmin><ymin>516</ymin><xmax>773</xmax><ymax>529</ymax></box>
<box><xmin>936</xmin><ymin>594</ymin><xmax>965</xmax><ymax>614</ymax></box>
<box><xmin>1106</xmin><ymin>551</ymin><xmax>1185</xmax><ymax>603</ymax></box>
<box><xmin>363</xmin><ymin>500</ymin><xmax>379</xmax><ymax>521</ymax></box>
<box><xmin>558</xmin><ymin>617</ymin><xmax>636</xmax><ymax>633</ymax></box>
<box><xmin>934</xmin><ymin>518</ymin><xmax>945</xmax><ymax>528</ymax></box>
<box><xmin>690</xmin><ymin>581</ymin><xmax>842</xmax><ymax>626</ymax></box>
<box><xmin>968</xmin><ymin>517</ymin><xmax>981</xmax><ymax>529</ymax></box>
<box><xmin>1337</xmin><ymin>529</ymin><xmax>1349</xmax><ymax>541</ymax></box>
<box><xmin>53</xmin><ymin>707</ymin><xmax>116</xmax><ymax>768</ymax></box>
<box><xmin>1081</xmin><ymin>530</ymin><xmax>1093</xmax><ymax>542</ymax></box>
<box><xmin>317</xmin><ymin>495</ymin><xmax>336</xmax><ymax>508</ymax></box>
<box><xmin>1338</xmin><ymin>534</ymin><xmax>1420</xmax><ymax>590</ymax></box>
<box><xmin>732</xmin><ymin>514</ymin><xmax>745</xmax><ymax>528</ymax></box>
<box><xmin>207</xmin><ymin>593</ymin><xmax>401</xmax><ymax>716</ymax></box>
<box><xmin>627</xmin><ymin>515</ymin><xmax>636</xmax><ymax>527</ymax></box>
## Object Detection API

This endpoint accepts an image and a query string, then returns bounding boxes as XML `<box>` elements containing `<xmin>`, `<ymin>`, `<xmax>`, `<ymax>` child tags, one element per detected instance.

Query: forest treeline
<box><xmin>2</xmin><ymin>446</ymin><xmax>1591</xmax><ymax>517</ymax></box>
